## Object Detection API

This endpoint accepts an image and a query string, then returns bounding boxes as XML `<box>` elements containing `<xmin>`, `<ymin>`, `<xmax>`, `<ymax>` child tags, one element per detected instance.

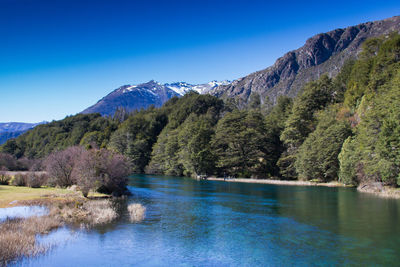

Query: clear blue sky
<box><xmin>0</xmin><ymin>0</ymin><xmax>399</xmax><ymax>122</ymax></box>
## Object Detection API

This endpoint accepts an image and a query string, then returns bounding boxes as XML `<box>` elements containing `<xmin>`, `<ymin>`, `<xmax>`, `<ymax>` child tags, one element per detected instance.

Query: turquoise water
<box><xmin>18</xmin><ymin>175</ymin><xmax>400</xmax><ymax>266</ymax></box>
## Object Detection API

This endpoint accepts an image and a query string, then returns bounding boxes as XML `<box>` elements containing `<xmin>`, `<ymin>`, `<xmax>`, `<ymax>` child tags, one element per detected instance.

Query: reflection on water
<box><xmin>16</xmin><ymin>175</ymin><xmax>400</xmax><ymax>266</ymax></box>
<box><xmin>0</xmin><ymin>206</ymin><xmax>48</xmax><ymax>222</ymax></box>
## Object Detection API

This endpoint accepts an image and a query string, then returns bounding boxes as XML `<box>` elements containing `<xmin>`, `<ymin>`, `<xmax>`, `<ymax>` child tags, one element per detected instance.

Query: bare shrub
<box><xmin>72</xmin><ymin>148</ymin><xmax>131</xmax><ymax>197</ymax></box>
<box><xmin>127</xmin><ymin>203</ymin><xmax>146</xmax><ymax>222</ymax></box>
<box><xmin>101</xmin><ymin>151</ymin><xmax>131</xmax><ymax>196</ymax></box>
<box><xmin>26</xmin><ymin>173</ymin><xmax>48</xmax><ymax>188</ymax></box>
<box><xmin>0</xmin><ymin>170</ymin><xmax>11</xmax><ymax>185</ymax></box>
<box><xmin>0</xmin><ymin>215</ymin><xmax>62</xmax><ymax>265</ymax></box>
<box><xmin>11</xmin><ymin>174</ymin><xmax>28</xmax><ymax>186</ymax></box>
<box><xmin>71</xmin><ymin>149</ymin><xmax>99</xmax><ymax>197</ymax></box>
<box><xmin>44</xmin><ymin>146</ymin><xmax>85</xmax><ymax>187</ymax></box>
<box><xmin>16</xmin><ymin>157</ymin><xmax>39</xmax><ymax>171</ymax></box>
<box><xmin>0</xmin><ymin>152</ymin><xmax>17</xmax><ymax>171</ymax></box>
<box><xmin>44</xmin><ymin>146</ymin><xmax>130</xmax><ymax>196</ymax></box>
<box><xmin>29</xmin><ymin>159</ymin><xmax>44</xmax><ymax>172</ymax></box>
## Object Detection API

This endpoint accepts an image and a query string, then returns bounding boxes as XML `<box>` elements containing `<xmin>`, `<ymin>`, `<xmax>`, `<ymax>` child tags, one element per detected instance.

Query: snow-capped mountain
<box><xmin>165</xmin><ymin>80</ymin><xmax>231</xmax><ymax>95</ymax></box>
<box><xmin>82</xmin><ymin>80</ymin><xmax>230</xmax><ymax>116</ymax></box>
<box><xmin>81</xmin><ymin>80</ymin><xmax>178</xmax><ymax>116</ymax></box>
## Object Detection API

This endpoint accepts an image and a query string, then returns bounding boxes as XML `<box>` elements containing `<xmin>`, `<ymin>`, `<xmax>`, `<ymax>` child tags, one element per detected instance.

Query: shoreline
<box><xmin>206</xmin><ymin>177</ymin><xmax>400</xmax><ymax>199</ymax></box>
<box><xmin>206</xmin><ymin>177</ymin><xmax>350</xmax><ymax>187</ymax></box>
<box><xmin>357</xmin><ymin>184</ymin><xmax>400</xmax><ymax>199</ymax></box>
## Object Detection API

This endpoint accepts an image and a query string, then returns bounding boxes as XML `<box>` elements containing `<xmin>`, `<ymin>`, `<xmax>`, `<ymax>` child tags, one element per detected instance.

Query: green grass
<box><xmin>0</xmin><ymin>185</ymin><xmax>107</xmax><ymax>208</ymax></box>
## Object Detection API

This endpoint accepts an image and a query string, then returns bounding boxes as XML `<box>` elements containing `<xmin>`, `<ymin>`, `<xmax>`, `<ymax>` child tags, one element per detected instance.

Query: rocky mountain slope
<box><xmin>210</xmin><ymin>16</ymin><xmax>400</xmax><ymax>104</ymax></box>
<box><xmin>82</xmin><ymin>80</ymin><xmax>230</xmax><ymax>116</ymax></box>
<box><xmin>82</xmin><ymin>16</ymin><xmax>400</xmax><ymax>116</ymax></box>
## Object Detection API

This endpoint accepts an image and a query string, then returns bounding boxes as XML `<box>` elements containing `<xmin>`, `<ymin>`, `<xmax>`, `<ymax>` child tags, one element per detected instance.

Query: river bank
<box><xmin>0</xmin><ymin>185</ymin><xmax>107</xmax><ymax>208</ymax></box>
<box><xmin>206</xmin><ymin>177</ymin><xmax>350</xmax><ymax>187</ymax></box>
<box><xmin>357</xmin><ymin>183</ymin><xmax>400</xmax><ymax>199</ymax></box>
<box><xmin>207</xmin><ymin>177</ymin><xmax>400</xmax><ymax>199</ymax></box>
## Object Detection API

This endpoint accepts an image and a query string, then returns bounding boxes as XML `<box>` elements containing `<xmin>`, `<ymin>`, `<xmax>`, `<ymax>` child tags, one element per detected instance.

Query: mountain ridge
<box><xmin>81</xmin><ymin>80</ymin><xmax>230</xmax><ymax>116</ymax></box>
<box><xmin>209</xmin><ymin>15</ymin><xmax>400</xmax><ymax>104</ymax></box>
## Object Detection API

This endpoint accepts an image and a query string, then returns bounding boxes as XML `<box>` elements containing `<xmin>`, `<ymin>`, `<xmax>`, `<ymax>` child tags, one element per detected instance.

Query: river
<box><xmin>18</xmin><ymin>174</ymin><xmax>400</xmax><ymax>266</ymax></box>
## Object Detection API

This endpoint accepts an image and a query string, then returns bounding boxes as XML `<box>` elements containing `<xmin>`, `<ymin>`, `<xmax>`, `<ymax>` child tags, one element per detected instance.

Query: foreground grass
<box><xmin>0</xmin><ymin>216</ymin><xmax>62</xmax><ymax>265</ymax></box>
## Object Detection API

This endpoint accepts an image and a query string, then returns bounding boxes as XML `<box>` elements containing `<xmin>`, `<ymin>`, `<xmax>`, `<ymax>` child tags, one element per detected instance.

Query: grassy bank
<box><xmin>0</xmin><ymin>185</ymin><xmax>106</xmax><ymax>208</ymax></box>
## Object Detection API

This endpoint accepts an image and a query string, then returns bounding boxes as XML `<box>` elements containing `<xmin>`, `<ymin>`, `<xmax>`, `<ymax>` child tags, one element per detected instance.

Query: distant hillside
<box><xmin>210</xmin><ymin>16</ymin><xmax>400</xmax><ymax>104</ymax></box>
<box><xmin>82</xmin><ymin>80</ymin><xmax>230</xmax><ymax>116</ymax></box>
<box><xmin>0</xmin><ymin>122</ymin><xmax>45</xmax><ymax>144</ymax></box>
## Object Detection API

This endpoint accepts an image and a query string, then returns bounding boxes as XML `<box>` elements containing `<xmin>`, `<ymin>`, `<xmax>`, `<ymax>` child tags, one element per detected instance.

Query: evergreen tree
<box><xmin>278</xmin><ymin>75</ymin><xmax>335</xmax><ymax>179</ymax></box>
<box><xmin>296</xmin><ymin>106</ymin><xmax>352</xmax><ymax>181</ymax></box>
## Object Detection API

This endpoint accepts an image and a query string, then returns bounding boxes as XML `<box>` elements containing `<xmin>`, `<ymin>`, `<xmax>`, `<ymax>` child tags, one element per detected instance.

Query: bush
<box><xmin>26</xmin><ymin>173</ymin><xmax>48</xmax><ymax>188</ymax></box>
<box><xmin>44</xmin><ymin>146</ymin><xmax>85</xmax><ymax>187</ymax></box>
<box><xmin>0</xmin><ymin>171</ymin><xmax>11</xmax><ymax>185</ymax></box>
<box><xmin>11</xmin><ymin>174</ymin><xmax>28</xmax><ymax>186</ymax></box>
<box><xmin>72</xmin><ymin>148</ymin><xmax>131</xmax><ymax>197</ymax></box>
<box><xmin>0</xmin><ymin>153</ymin><xmax>18</xmax><ymax>171</ymax></box>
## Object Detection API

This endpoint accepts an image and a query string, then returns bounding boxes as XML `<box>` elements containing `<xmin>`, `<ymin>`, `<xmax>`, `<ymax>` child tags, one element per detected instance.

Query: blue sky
<box><xmin>0</xmin><ymin>0</ymin><xmax>399</xmax><ymax>122</ymax></box>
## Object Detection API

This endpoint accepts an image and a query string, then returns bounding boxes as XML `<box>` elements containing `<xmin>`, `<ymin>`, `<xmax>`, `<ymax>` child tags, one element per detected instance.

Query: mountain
<box><xmin>210</xmin><ymin>16</ymin><xmax>400</xmax><ymax>104</ymax></box>
<box><xmin>82</xmin><ymin>80</ymin><xmax>230</xmax><ymax>116</ymax></box>
<box><xmin>165</xmin><ymin>80</ymin><xmax>230</xmax><ymax>95</ymax></box>
<box><xmin>0</xmin><ymin>122</ymin><xmax>45</xmax><ymax>144</ymax></box>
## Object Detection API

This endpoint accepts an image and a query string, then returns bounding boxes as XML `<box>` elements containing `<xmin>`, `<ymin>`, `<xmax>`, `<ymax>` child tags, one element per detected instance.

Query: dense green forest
<box><xmin>2</xmin><ymin>34</ymin><xmax>400</xmax><ymax>186</ymax></box>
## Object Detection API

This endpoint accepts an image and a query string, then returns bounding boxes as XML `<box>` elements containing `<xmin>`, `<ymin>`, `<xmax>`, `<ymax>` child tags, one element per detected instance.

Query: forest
<box><xmin>2</xmin><ymin>34</ymin><xmax>400</xmax><ymax>187</ymax></box>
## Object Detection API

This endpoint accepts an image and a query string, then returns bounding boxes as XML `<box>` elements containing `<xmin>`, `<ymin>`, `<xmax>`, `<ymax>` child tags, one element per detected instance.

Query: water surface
<box><xmin>17</xmin><ymin>175</ymin><xmax>400</xmax><ymax>266</ymax></box>
<box><xmin>0</xmin><ymin>206</ymin><xmax>48</xmax><ymax>222</ymax></box>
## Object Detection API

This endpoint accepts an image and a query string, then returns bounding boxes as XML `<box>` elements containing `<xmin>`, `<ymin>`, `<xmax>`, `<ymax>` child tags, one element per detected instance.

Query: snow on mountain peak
<box><xmin>166</xmin><ymin>80</ymin><xmax>231</xmax><ymax>95</ymax></box>
<box><xmin>121</xmin><ymin>85</ymin><xmax>137</xmax><ymax>93</ymax></box>
<box><xmin>118</xmin><ymin>80</ymin><xmax>231</xmax><ymax>96</ymax></box>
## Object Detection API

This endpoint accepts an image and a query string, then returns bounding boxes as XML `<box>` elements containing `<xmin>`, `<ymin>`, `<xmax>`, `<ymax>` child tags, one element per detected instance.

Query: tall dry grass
<box><xmin>0</xmin><ymin>215</ymin><xmax>62</xmax><ymax>266</ymax></box>
<box><xmin>127</xmin><ymin>203</ymin><xmax>146</xmax><ymax>222</ymax></box>
<box><xmin>0</xmin><ymin>198</ymin><xmax>119</xmax><ymax>265</ymax></box>
<box><xmin>50</xmin><ymin>199</ymin><xmax>118</xmax><ymax>226</ymax></box>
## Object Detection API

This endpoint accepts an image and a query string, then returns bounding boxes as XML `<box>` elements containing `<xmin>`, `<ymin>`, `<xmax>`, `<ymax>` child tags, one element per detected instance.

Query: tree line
<box><xmin>2</xmin><ymin>34</ymin><xmax>400</xmax><ymax>187</ymax></box>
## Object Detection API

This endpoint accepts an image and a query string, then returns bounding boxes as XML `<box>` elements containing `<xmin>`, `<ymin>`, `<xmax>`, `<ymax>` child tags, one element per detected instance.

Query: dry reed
<box><xmin>127</xmin><ymin>203</ymin><xmax>146</xmax><ymax>222</ymax></box>
<box><xmin>0</xmin><ymin>198</ymin><xmax>119</xmax><ymax>265</ymax></box>
<box><xmin>0</xmin><ymin>215</ymin><xmax>62</xmax><ymax>266</ymax></box>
